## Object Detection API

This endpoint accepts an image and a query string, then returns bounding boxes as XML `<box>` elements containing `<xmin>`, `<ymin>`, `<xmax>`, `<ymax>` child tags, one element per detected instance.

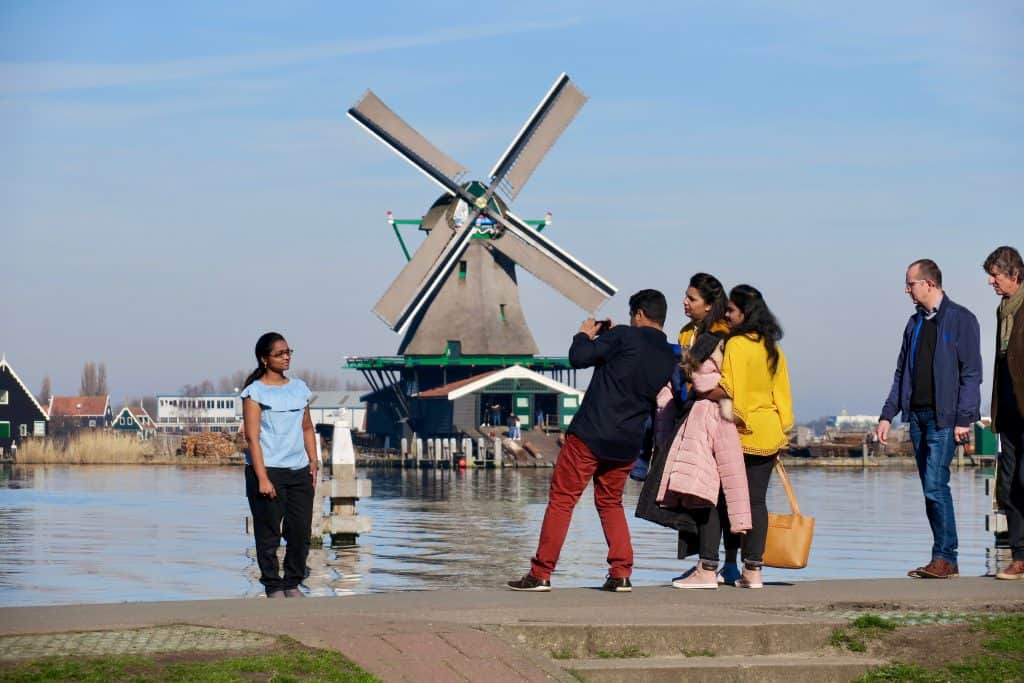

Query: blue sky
<box><xmin>2</xmin><ymin>1</ymin><xmax>1021</xmax><ymax>419</ymax></box>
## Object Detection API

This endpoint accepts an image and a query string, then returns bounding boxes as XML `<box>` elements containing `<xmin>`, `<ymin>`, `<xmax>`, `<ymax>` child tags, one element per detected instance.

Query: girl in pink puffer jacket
<box><xmin>657</xmin><ymin>333</ymin><xmax>751</xmax><ymax>589</ymax></box>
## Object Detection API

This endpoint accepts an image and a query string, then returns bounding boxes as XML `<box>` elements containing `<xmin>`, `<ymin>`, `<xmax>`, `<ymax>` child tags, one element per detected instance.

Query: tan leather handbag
<box><xmin>763</xmin><ymin>460</ymin><xmax>815</xmax><ymax>569</ymax></box>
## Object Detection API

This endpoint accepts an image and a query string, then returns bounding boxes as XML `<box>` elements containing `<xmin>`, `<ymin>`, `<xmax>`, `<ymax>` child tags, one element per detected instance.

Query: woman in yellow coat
<box><xmin>716</xmin><ymin>285</ymin><xmax>793</xmax><ymax>588</ymax></box>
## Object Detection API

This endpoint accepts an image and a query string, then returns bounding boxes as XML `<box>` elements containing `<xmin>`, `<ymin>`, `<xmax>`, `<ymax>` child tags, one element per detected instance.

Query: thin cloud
<box><xmin>0</xmin><ymin>17</ymin><xmax>581</xmax><ymax>95</ymax></box>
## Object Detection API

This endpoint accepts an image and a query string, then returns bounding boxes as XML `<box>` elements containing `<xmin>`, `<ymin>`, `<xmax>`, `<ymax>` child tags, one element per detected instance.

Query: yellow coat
<box><xmin>678</xmin><ymin>319</ymin><xmax>730</xmax><ymax>348</ymax></box>
<box><xmin>719</xmin><ymin>334</ymin><xmax>794</xmax><ymax>456</ymax></box>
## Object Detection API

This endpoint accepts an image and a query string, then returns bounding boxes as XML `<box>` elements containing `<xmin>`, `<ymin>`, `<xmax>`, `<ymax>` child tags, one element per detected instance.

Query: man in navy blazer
<box><xmin>877</xmin><ymin>259</ymin><xmax>982</xmax><ymax>579</ymax></box>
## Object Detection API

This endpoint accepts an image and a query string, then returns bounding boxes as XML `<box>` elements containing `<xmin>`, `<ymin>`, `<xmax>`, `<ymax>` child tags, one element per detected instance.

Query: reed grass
<box><xmin>16</xmin><ymin>431</ymin><xmax>179</xmax><ymax>465</ymax></box>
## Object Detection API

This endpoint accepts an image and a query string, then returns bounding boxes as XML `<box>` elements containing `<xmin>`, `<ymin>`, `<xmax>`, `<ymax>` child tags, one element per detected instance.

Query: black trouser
<box><xmin>695</xmin><ymin>489</ymin><xmax>730</xmax><ymax>563</ymax></box>
<box><xmin>996</xmin><ymin>411</ymin><xmax>1024</xmax><ymax>561</ymax></box>
<box><xmin>723</xmin><ymin>454</ymin><xmax>777</xmax><ymax>566</ymax></box>
<box><xmin>245</xmin><ymin>465</ymin><xmax>314</xmax><ymax>593</ymax></box>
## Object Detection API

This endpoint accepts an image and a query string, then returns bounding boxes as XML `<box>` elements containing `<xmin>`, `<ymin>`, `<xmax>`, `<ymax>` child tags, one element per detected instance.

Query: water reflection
<box><xmin>0</xmin><ymin>464</ymin><xmax>999</xmax><ymax>607</ymax></box>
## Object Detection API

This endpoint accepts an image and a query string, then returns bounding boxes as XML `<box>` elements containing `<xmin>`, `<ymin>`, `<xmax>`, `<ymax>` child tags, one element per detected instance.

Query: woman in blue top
<box><xmin>241</xmin><ymin>332</ymin><xmax>318</xmax><ymax>598</ymax></box>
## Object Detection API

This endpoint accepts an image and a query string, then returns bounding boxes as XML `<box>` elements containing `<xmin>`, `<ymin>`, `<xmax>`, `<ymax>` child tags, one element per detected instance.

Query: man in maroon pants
<box><xmin>508</xmin><ymin>289</ymin><xmax>676</xmax><ymax>592</ymax></box>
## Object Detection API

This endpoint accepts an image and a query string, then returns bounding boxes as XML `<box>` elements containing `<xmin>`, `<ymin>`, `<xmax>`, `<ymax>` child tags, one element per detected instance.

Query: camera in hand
<box><xmin>595</xmin><ymin>319</ymin><xmax>612</xmax><ymax>334</ymax></box>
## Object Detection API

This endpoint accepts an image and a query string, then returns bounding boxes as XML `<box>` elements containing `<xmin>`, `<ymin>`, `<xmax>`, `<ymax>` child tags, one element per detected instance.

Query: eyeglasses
<box><xmin>269</xmin><ymin>348</ymin><xmax>295</xmax><ymax>358</ymax></box>
<box><xmin>905</xmin><ymin>279</ymin><xmax>927</xmax><ymax>289</ymax></box>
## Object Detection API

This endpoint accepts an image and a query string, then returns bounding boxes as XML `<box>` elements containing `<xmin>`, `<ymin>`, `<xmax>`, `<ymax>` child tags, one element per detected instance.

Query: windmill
<box><xmin>348</xmin><ymin>73</ymin><xmax>617</xmax><ymax>357</ymax></box>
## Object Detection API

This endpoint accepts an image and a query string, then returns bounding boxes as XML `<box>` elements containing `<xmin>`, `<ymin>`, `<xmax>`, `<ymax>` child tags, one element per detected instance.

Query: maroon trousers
<box><xmin>530</xmin><ymin>434</ymin><xmax>635</xmax><ymax>580</ymax></box>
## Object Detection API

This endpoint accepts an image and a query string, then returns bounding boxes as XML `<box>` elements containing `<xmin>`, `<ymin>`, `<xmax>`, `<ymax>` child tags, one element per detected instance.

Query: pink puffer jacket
<box><xmin>656</xmin><ymin>357</ymin><xmax>752</xmax><ymax>533</ymax></box>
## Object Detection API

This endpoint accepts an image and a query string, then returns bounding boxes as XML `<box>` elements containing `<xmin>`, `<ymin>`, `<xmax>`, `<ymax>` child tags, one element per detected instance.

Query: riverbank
<box><xmin>1</xmin><ymin>579</ymin><xmax>1020</xmax><ymax>682</ymax></box>
<box><xmin>12</xmin><ymin>432</ymin><xmax>243</xmax><ymax>466</ymax></box>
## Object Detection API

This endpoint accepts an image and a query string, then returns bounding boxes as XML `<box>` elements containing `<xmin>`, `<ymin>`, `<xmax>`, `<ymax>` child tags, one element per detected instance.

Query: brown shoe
<box><xmin>913</xmin><ymin>561</ymin><xmax>937</xmax><ymax>577</ymax></box>
<box><xmin>911</xmin><ymin>558</ymin><xmax>959</xmax><ymax>579</ymax></box>
<box><xmin>996</xmin><ymin>560</ymin><xmax>1024</xmax><ymax>580</ymax></box>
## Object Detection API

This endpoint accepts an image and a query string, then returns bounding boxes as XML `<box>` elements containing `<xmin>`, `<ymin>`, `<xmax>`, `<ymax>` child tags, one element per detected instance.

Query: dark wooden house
<box><xmin>111</xmin><ymin>405</ymin><xmax>156</xmax><ymax>438</ymax></box>
<box><xmin>0</xmin><ymin>354</ymin><xmax>49</xmax><ymax>451</ymax></box>
<box><xmin>48</xmin><ymin>395</ymin><xmax>112</xmax><ymax>434</ymax></box>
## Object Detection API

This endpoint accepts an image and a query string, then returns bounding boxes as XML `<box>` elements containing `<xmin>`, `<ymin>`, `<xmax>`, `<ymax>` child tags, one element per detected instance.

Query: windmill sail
<box><xmin>488</xmin><ymin>211</ymin><xmax>615</xmax><ymax>312</ymax></box>
<box><xmin>489</xmin><ymin>73</ymin><xmax>588</xmax><ymax>201</ymax></box>
<box><xmin>373</xmin><ymin>210</ymin><xmax>458</xmax><ymax>328</ymax></box>
<box><xmin>348</xmin><ymin>91</ymin><xmax>469</xmax><ymax>196</ymax></box>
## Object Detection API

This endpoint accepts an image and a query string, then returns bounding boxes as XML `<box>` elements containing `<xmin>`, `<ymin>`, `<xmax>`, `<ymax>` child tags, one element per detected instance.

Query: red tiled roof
<box><xmin>416</xmin><ymin>370</ymin><xmax>500</xmax><ymax>399</ymax></box>
<box><xmin>50</xmin><ymin>396</ymin><xmax>108</xmax><ymax>417</ymax></box>
<box><xmin>128</xmin><ymin>406</ymin><xmax>151</xmax><ymax>419</ymax></box>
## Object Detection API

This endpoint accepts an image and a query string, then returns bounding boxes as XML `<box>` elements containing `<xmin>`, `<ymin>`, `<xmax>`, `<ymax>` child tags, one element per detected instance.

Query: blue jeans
<box><xmin>908</xmin><ymin>408</ymin><xmax>958</xmax><ymax>564</ymax></box>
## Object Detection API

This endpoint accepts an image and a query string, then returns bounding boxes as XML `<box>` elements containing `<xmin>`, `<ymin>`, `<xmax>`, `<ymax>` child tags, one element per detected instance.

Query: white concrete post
<box><xmin>331</xmin><ymin>424</ymin><xmax>356</xmax><ymax>470</ymax></box>
<box><xmin>494</xmin><ymin>437</ymin><xmax>502</xmax><ymax>467</ymax></box>
<box><xmin>325</xmin><ymin>420</ymin><xmax>371</xmax><ymax>543</ymax></box>
<box><xmin>401</xmin><ymin>437</ymin><xmax>408</xmax><ymax>457</ymax></box>
<box><xmin>477</xmin><ymin>437</ymin><xmax>486</xmax><ymax>467</ymax></box>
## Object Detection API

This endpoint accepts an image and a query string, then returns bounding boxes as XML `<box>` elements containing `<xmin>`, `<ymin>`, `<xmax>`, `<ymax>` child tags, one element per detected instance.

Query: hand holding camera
<box><xmin>580</xmin><ymin>317</ymin><xmax>614</xmax><ymax>339</ymax></box>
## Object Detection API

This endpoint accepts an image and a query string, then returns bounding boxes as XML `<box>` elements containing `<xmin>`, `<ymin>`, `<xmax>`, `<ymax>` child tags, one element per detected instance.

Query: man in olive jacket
<box><xmin>984</xmin><ymin>246</ymin><xmax>1024</xmax><ymax>580</ymax></box>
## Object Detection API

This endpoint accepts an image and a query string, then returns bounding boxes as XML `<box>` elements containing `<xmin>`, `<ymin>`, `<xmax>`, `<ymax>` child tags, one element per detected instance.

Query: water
<box><xmin>0</xmin><ymin>464</ymin><xmax>997</xmax><ymax>607</ymax></box>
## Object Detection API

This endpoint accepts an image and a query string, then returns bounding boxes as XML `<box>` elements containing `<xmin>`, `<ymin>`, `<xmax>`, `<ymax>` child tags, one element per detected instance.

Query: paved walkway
<box><xmin>1</xmin><ymin>579</ymin><xmax>1021</xmax><ymax>682</ymax></box>
<box><xmin>0</xmin><ymin>625</ymin><xmax>273</xmax><ymax>661</ymax></box>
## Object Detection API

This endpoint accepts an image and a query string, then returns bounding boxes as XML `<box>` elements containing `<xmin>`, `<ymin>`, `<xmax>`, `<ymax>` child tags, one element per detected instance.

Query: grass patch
<box><xmin>0</xmin><ymin>637</ymin><xmax>378</xmax><ymax>682</ymax></box>
<box><xmin>550</xmin><ymin>647</ymin><xmax>575</xmax><ymax>660</ymax></box>
<box><xmin>13</xmin><ymin>432</ymin><xmax>192</xmax><ymax>465</ymax></box>
<box><xmin>682</xmin><ymin>648</ymin><xmax>716</xmax><ymax>657</ymax></box>
<box><xmin>566</xmin><ymin>669</ymin><xmax>588</xmax><ymax>682</ymax></box>
<box><xmin>833</xmin><ymin>613</ymin><xmax>899</xmax><ymax>653</ymax></box>
<box><xmin>852</xmin><ymin>615</ymin><xmax>896</xmax><ymax>631</ymax></box>
<box><xmin>594</xmin><ymin>646</ymin><xmax>647</xmax><ymax>659</ymax></box>
<box><xmin>831</xmin><ymin>630</ymin><xmax>867</xmax><ymax>653</ymax></box>
<box><xmin>860</xmin><ymin>613</ymin><xmax>1024</xmax><ymax>682</ymax></box>
<box><xmin>17</xmin><ymin>432</ymin><xmax>152</xmax><ymax>464</ymax></box>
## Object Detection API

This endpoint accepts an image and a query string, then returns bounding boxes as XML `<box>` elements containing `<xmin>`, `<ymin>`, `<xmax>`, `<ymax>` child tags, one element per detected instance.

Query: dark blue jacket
<box><xmin>567</xmin><ymin>325</ymin><xmax>676</xmax><ymax>462</ymax></box>
<box><xmin>880</xmin><ymin>295</ymin><xmax>983</xmax><ymax>429</ymax></box>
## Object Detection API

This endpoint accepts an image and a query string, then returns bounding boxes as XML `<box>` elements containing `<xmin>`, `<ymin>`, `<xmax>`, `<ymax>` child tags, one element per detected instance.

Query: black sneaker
<box><xmin>507</xmin><ymin>574</ymin><xmax>551</xmax><ymax>592</ymax></box>
<box><xmin>601</xmin><ymin>576</ymin><xmax>632</xmax><ymax>592</ymax></box>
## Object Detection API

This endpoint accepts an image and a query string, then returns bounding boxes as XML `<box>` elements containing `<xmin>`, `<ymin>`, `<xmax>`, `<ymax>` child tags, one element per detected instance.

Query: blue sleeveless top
<box><xmin>240</xmin><ymin>378</ymin><xmax>311</xmax><ymax>469</ymax></box>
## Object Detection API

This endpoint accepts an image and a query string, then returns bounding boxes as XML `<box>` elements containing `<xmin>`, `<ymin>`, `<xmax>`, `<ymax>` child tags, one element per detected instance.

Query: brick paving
<box><xmin>0</xmin><ymin>625</ymin><xmax>274</xmax><ymax>661</ymax></box>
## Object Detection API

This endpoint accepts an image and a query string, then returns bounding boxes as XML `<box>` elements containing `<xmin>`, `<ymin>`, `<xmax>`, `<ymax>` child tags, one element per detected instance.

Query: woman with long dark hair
<box><xmin>717</xmin><ymin>285</ymin><xmax>794</xmax><ymax>588</ymax></box>
<box><xmin>679</xmin><ymin>272</ymin><xmax>729</xmax><ymax>348</ymax></box>
<box><xmin>671</xmin><ymin>273</ymin><xmax>743</xmax><ymax>585</ymax></box>
<box><xmin>241</xmin><ymin>332</ymin><xmax>318</xmax><ymax>598</ymax></box>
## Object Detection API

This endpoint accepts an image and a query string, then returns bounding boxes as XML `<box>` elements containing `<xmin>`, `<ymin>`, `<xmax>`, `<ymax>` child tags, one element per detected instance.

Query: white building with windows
<box><xmin>156</xmin><ymin>394</ymin><xmax>242</xmax><ymax>433</ymax></box>
<box><xmin>828</xmin><ymin>411</ymin><xmax>880</xmax><ymax>431</ymax></box>
<box><xmin>309</xmin><ymin>391</ymin><xmax>366</xmax><ymax>430</ymax></box>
